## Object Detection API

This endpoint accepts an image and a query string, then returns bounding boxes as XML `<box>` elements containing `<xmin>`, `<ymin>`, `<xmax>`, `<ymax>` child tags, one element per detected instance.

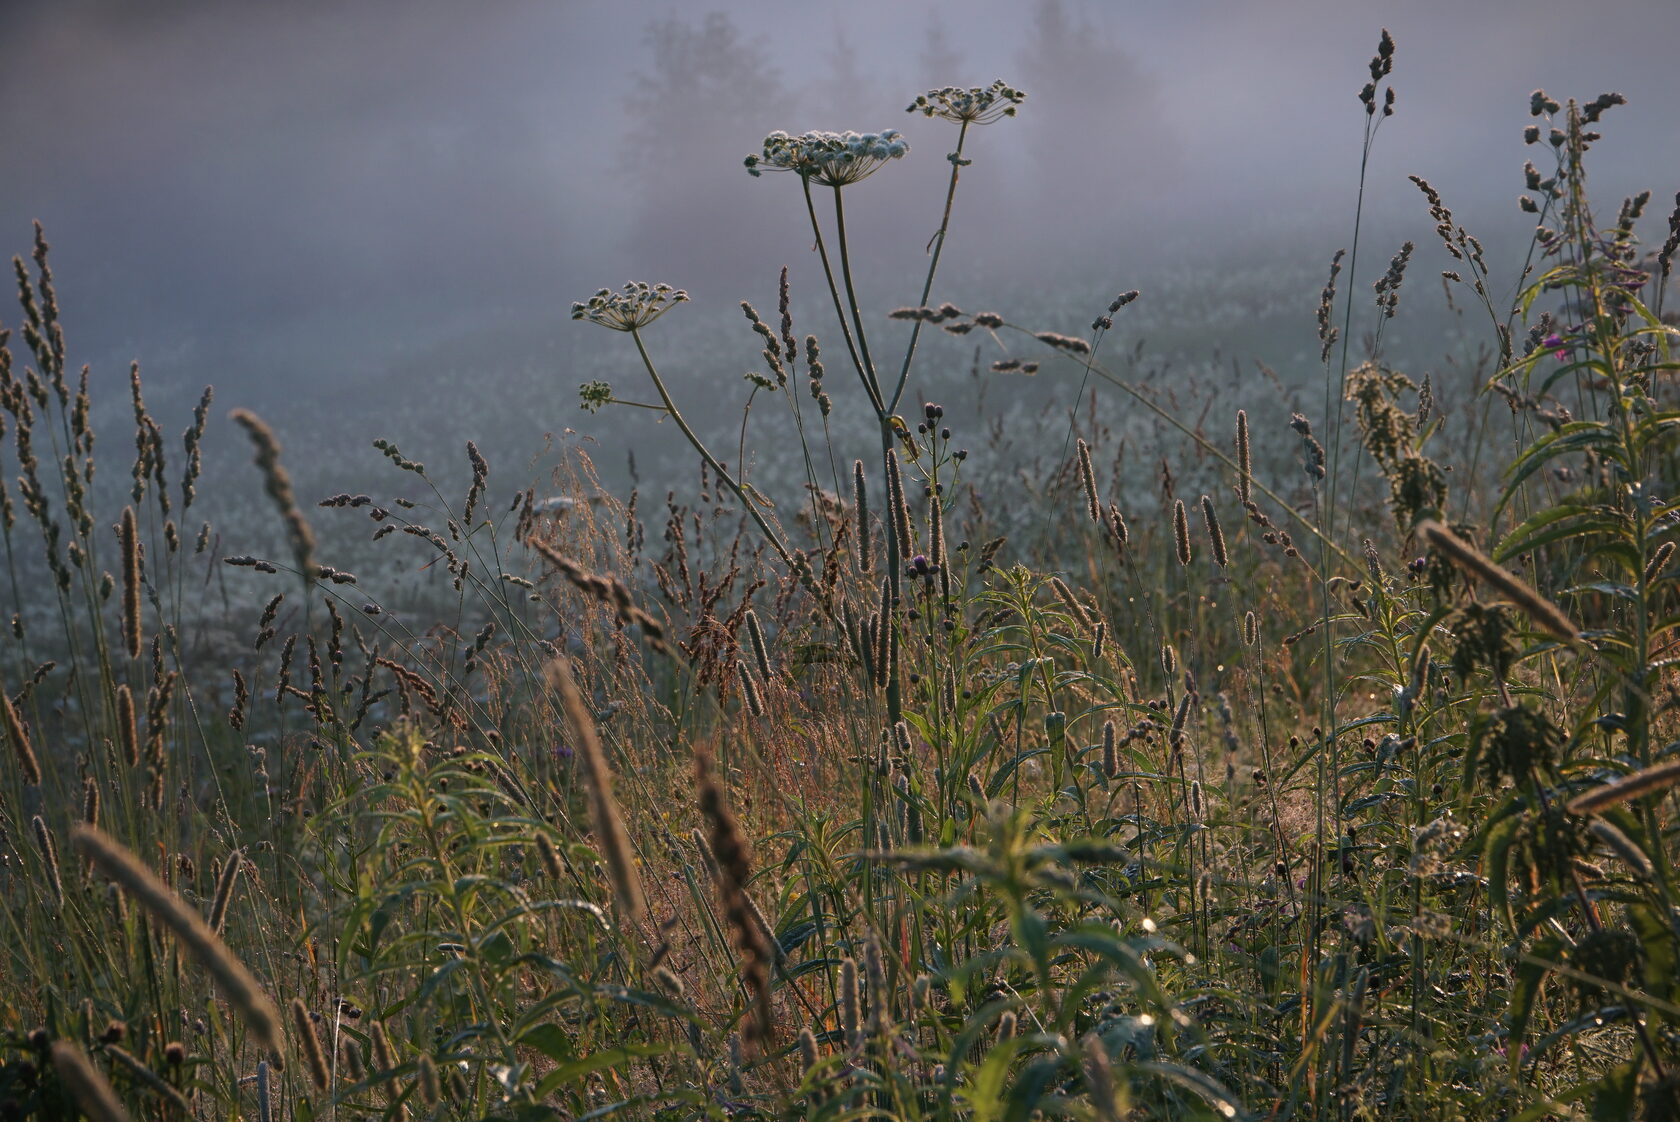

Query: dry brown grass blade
<box><xmin>71</xmin><ymin>824</ymin><xmax>281</xmax><ymax>1053</ymax></box>
<box><xmin>545</xmin><ymin>657</ymin><xmax>648</xmax><ymax>923</ymax></box>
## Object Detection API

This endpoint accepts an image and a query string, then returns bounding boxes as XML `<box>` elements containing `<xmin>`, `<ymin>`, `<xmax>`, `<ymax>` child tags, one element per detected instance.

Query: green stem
<box><xmin>628</xmin><ymin>328</ymin><xmax>796</xmax><ymax>571</ymax></box>
<box><xmin>832</xmin><ymin>185</ymin><xmax>884</xmax><ymax>408</ymax></box>
<box><xmin>802</xmin><ymin>178</ymin><xmax>883</xmax><ymax>419</ymax></box>
<box><xmin>888</xmin><ymin>120</ymin><xmax>969</xmax><ymax>415</ymax></box>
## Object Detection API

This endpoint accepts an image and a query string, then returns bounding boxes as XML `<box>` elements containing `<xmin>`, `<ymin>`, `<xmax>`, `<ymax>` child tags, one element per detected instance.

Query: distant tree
<box><xmin>1014</xmin><ymin>0</ymin><xmax>1175</xmax><ymax>240</ymax></box>
<box><xmin>617</xmin><ymin>12</ymin><xmax>787</xmax><ymax>280</ymax></box>
<box><xmin>813</xmin><ymin>27</ymin><xmax>867</xmax><ymax>120</ymax></box>
<box><xmin>916</xmin><ymin>18</ymin><xmax>963</xmax><ymax>87</ymax></box>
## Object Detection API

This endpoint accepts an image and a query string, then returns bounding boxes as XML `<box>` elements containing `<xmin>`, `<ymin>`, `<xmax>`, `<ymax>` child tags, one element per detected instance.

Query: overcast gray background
<box><xmin>3</xmin><ymin>0</ymin><xmax>1678</xmax><ymax>495</ymax></box>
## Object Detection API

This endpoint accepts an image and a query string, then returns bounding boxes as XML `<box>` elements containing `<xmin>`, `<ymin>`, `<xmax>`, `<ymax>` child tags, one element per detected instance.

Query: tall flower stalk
<box><xmin>746</xmin><ymin>85</ymin><xmax>1023</xmax><ymax>724</ymax></box>
<box><xmin>571</xmin><ymin>284</ymin><xmax>798</xmax><ymax>572</ymax></box>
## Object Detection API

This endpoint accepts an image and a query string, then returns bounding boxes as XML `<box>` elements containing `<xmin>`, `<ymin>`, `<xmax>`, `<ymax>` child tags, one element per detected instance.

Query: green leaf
<box><xmin>519</xmin><ymin>1022</ymin><xmax>576</xmax><ymax>1064</ymax></box>
<box><xmin>1509</xmin><ymin>934</ymin><xmax>1562</xmax><ymax>1080</ymax></box>
<box><xmin>532</xmin><ymin>1044</ymin><xmax>675</xmax><ymax>1099</ymax></box>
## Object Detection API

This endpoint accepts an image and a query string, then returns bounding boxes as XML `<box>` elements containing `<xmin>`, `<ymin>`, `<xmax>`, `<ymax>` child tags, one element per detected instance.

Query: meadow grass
<box><xmin>2</xmin><ymin>39</ymin><xmax>1679</xmax><ymax>1122</ymax></box>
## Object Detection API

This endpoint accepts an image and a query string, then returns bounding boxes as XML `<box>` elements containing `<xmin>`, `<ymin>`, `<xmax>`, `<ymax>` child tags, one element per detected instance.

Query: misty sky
<box><xmin>3</xmin><ymin>0</ymin><xmax>1679</xmax><ymax>454</ymax></box>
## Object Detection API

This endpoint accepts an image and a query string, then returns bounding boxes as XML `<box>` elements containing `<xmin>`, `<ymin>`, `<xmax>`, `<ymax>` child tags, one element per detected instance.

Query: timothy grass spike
<box><xmin>2</xmin><ymin>675</ymin><xmax>41</xmax><ymax>785</ymax></box>
<box><xmin>70</xmin><ymin>824</ymin><xmax>281</xmax><ymax>1052</ymax></box>
<box><xmin>50</xmin><ymin>1042</ymin><xmax>133</xmax><ymax>1122</ymax></box>
<box><xmin>1418</xmin><ymin>520</ymin><xmax>1580</xmax><ymax>645</ymax></box>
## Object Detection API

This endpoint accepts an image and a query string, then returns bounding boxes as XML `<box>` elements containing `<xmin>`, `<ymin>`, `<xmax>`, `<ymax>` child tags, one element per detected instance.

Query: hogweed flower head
<box><xmin>745</xmin><ymin>129</ymin><xmax>909</xmax><ymax>186</ymax></box>
<box><xmin>906</xmin><ymin>80</ymin><xmax>1025</xmax><ymax>124</ymax></box>
<box><xmin>572</xmin><ymin>282</ymin><xmax>688</xmax><ymax>332</ymax></box>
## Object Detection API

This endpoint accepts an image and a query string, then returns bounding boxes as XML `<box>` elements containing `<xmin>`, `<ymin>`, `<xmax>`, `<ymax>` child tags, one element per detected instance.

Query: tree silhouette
<box><xmin>617</xmin><ymin>12</ymin><xmax>787</xmax><ymax>283</ymax></box>
<box><xmin>1014</xmin><ymin>0</ymin><xmax>1174</xmax><ymax>243</ymax></box>
<box><xmin>916</xmin><ymin>18</ymin><xmax>963</xmax><ymax>87</ymax></box>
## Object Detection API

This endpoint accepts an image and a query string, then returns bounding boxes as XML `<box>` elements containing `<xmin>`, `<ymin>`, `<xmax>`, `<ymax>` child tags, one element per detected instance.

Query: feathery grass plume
<box><xmin>545</xmin><ymin>658</ymin><xmax>647</xmax><ymax>922</ymax></box>
<box><xmin>696</xmin><ymin>747</ymin><xmax>773</xmax><ymax>1052</ymax></box>
<box><xmin>863</xmin><ymin>936</ymin><xmax>889</xmax><ymax>1036</ymax></box>
<box><xmin>736</xmin><ymin>661</ymin><xmax>766</xmax><ymax>718</ymax></box>
<box><xmin>229</xmin><ymin>409</ymin><xmax>318</xmax><ymax>584</ymax></box>
<box><xmin>1318</xmin><ymin>250</ymin><xmax>1347</xmax><ymax>363</ymax></box>
<box><xmin>370</xmin><ymin>1020</ymin><xmax>397</xmax><ymax>1075</ymax></box>
<box><xmin>839</xmin><ymin>956</ymin><xmax>862</xmax><ymax>1051</ymax></box>
<box><xmin>340</xmin><ymin>1037</ymin><xmax>365</xmax><ymax>1082</ymax></box>
<box><xmin>996</xmin><ymin>1010</ymin><xmax>1017</xmax><ymax>1042</ymax></box>
<box><xmin>1189</xmin><ymin>780</ymin><xmax>1206</xmax><ymax>825</ymax></box>
<box><xmin>1567</xmin><ymin>759</ymin><xmax>1680</xmax><ymax>815</ymax></box>
<box><xmin>930</xmin><ymin>492</ymin><xmax>950</xmax><ymax>599</ymax></box>
<box><xmin>115</xmin><ymin>684</ymin><xmax>138</xmax><ymax>767</ymax></box>
<box><xmin>1076</xmin><ymin>438</ymin><xmax>1100</xmax><ymax>523</ymax></box>
<box><xmin>2</xmin><ymin>675</ymin><xmax>41</xmax><ymax>785</ymax></box>
<box><xmin>903</xmin><ymin>781</ymin><xmax>931</xmax><ymax>846</ymax></box>
<box><xmin>1372</xmin><ymin>241</ymin><xmax>1415</xmax><ymax>317</ymax></box>
<box><xmin>118</xmin><ymin>505</ymin><xmax>142</xmax><ymax>659</ymax></box>
<box><xmin>1173</xmin><ymin>499</ymin><xmax>1191</xmax><ymax>566</ymax></box>
<box><xmin>82</xmin><ymin>776</ymin><xmax>99</xmax><ymax>827</ymax></box>
<box><xmin>416</xmin><ymin>1053</ymin><xmax>441</xmax><ymax>1107</ymax></box>
<box><xmin>32</xmin><ymin>814</ymin><xmax>63</xmax><ymax>904</ymax></box>
<box><xmin>1170</xmin><ymin>694</ymin><xmax>1192</xmax><ymax>751</ymax></box>
<box><xmin>653</xmin><ymin>965</ymin><xmax>686</xmax><ymax>999</ymax></box>
<box><xmin>885</xmin><ymin>449</ymin><xmax>914</xmax><ymax>560</ymax></box>
<box><xmin>1236</xmin><ymin>409</ymin><xmax>1252</xmax><ymax>503</ymax></box>
<box><xmin>1160</xmin><ymin>643</ymin><xmax>1177</xmax><ymax>679</ymax></box>
<box><xmin>50</xmin><ymin>1042</ymin><xmax>133</xmax><ymax>1122</ymax></box>
<box><xmin>105</xmin><ymin>1044</ymin><xmax>194</xmax><ymax>1115</ymax></box>
<box><xmin>1201</xmin><ymin>495</ymin><xmax>1228</xmax><ymax>567</ymax></box>
<box><xmin>1645</xmin><ymin>540</ymin><xmax>1675</xmax><ymax>586</ymax></box>
<box><xmin>208</xmin><ymin>850</ymin><xmax>243</xmax><ymax>935</ymax></box>
<box><xmin>875</xmin><ymin>577</ymin><xmax>893</xmax><ymax>688</ymax></box>
<box><xmin>1082</xmin><ymin>1033</ymin><xmax>1122</xmax><ymax>1122</ymax></box>
<box><xmin>535</xmin><ymin>831</ymin><xmax>565</xmax><ymax>880</ymax></box>
<box><xmin>227</xmin><ymin>670</ymin><xmax>248</xmax><ymax>732</ymax></box>
<box><xmin>1243</xmin><ymin>610</ymin><xmax>1259</xmax><ymax>647</ymax></box>
<box><xmin>1105</xmin><ymin>502</ymin><xmax>1128</xmax><ymax>551</ymax></box>
<box><xmin>743</xmin><ymin>609</ymin><xmax>773</xmax><ymax>682</ymax></box>
<box><xmin>1093</xmin><ymin>619</ymin><xmax>1107</xmax><ymax>660</ymax></box>
<box><xmin>1417</xmin><ymin>520</ymin><xmax>1580</xmax><ymax>645</ymax></box>
<box><xmin>291</xmin><ymin>999</ymin><xmax>329</xmax><ymax>1090</ymax></box>
<box><xmin>852</xmin><ymin>460</ymin><xmax>872</xmax><ymax>573</ymax></box>
<box><xmin>1102</xmin><ymin>720</ymin><xmax>1118</xmax><ymax>779</ymax></box>
<box><xmin>70</xmin><ymin>824</ymin><xmax>281</xmax><ymax>1052</ymax></box>
<box><xmin>797</xmin><ymin>1026</ymin><xmax>821</xmax><ymax>1096</ymax></box>
<box><xmin>1587</xmin><ymin>819</ymin><xmax>1656</xmax><ymax>879</ymax></box>
<box><xmin>1049</xmin><ymin>576</ymin><xmax>1093</xmax><ymax>629</ymax></box>
<box><xmin>254</xmin><ymin>593</ymin><xmax>282</xmax><ymax>650</ymax></box>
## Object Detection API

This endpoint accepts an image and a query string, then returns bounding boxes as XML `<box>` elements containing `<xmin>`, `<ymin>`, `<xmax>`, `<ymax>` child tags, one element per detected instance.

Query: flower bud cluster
<box><xmin>745</xmin><ymin>130</ymin><xmax>909</xmax><ymax>186</ymax></box>
<box><xmin>571</xmin><ymin>282</ymin><xmax>688</xmax><ymax>332</ymax></box>
<box><xmin>906</xmin><ymin>80</ymin><xmax>1025</xmax><ymax>124</ymax></box>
